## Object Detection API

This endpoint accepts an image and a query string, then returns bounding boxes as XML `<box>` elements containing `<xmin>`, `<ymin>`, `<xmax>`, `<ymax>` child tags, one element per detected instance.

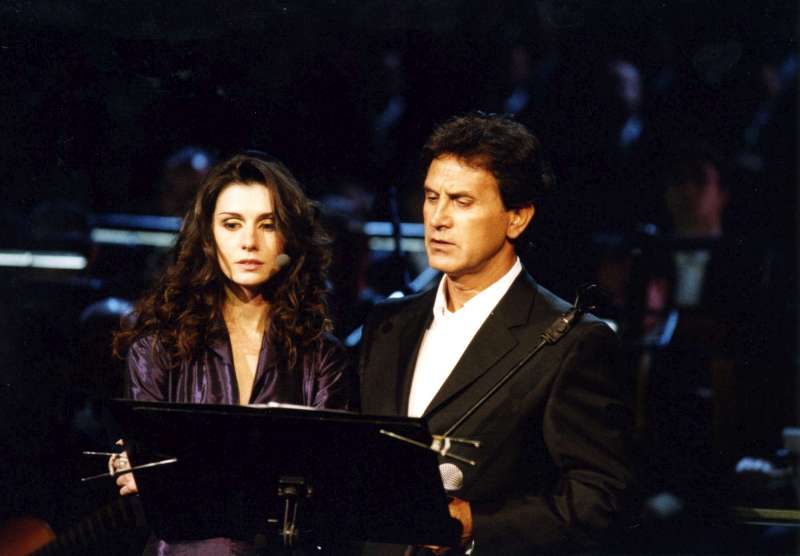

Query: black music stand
<box><xmin>106</xmin><ymin>399</ymin><xmax>459</xmax><ymax>549</ymax></box>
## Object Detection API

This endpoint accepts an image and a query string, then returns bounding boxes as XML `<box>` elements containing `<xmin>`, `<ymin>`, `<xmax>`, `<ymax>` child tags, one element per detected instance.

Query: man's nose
<box><xmin>429</xmin><ymin>199</ymin><xmax>451</xmax><ymax>228</ymax></box>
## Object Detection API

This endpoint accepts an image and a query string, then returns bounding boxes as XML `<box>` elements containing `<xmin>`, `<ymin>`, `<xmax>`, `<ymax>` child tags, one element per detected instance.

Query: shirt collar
<box><xmin>432</xmin><ymin>258</ymin><xmax>523</xmax><ymax>321</ymax></box>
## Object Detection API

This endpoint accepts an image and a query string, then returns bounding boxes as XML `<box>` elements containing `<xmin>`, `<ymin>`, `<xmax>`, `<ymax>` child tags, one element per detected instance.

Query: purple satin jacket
<box><xmin>126</xmin><ymin>331</ymin><xmax>354</xmax><ymax>555</ymax></box>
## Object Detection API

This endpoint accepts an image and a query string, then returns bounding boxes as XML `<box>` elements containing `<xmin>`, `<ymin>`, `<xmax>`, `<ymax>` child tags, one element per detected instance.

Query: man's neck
<box><xmin>444</xmin><ymin>254</ymin><xmax>518</xmax><ymax>312</ymax></box>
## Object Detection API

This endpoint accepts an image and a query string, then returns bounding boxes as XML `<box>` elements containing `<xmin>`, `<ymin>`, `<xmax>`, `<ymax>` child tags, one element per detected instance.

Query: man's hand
<box><xmin>427</xmin><ymin>497</ymin><xmax>473</xmax><ymax>555</ymax></box>
<box><xmin>448</xmin><ymin>498</ymin><xmax>472</xmax><ymax>547</ymax></box>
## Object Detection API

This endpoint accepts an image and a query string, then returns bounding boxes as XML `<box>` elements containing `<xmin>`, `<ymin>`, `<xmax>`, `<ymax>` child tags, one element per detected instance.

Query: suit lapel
<box><xmin>396</xmin><ymin>302</ymin><xmax>434</xmax><ymax>415</ymax></box>
<box><xmin>422</xmin><ymin>272</ymin><xmax>539</xmax><ymax>421</ymax></box>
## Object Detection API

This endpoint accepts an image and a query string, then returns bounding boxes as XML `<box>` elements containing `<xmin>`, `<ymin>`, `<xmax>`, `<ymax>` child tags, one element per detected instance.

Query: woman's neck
<box><xmin>222</xmin><ymin>287</ymin><xmax>269</xmax><ymax>334</ymax></box>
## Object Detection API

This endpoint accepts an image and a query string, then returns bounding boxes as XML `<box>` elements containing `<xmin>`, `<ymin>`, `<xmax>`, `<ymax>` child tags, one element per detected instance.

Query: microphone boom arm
<box><xmin>379</xmin><ymin>429</ymin><xmax>477</xmax><ymax>466</ymax></box>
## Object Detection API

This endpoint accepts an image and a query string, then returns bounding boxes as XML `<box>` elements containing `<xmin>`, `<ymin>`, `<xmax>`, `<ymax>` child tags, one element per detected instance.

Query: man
<box><xmin>359</xmin><ymin>113</ymin><xmax>636</xmax><ymax>554</ymax></box>
<box><xmin>654</xmin><ymin>146</ymin><xmax>787</xmax><ymax>472</ymax></box>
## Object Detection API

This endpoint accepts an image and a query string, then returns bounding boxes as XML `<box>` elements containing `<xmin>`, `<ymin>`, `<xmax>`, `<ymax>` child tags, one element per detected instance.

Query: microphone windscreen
<box><xmin>275</xmin><ymin>253</ymin><xmax>291</xmax><ymax>269</ymax></box>
<box><xmin>439</xmin><ymin>462</ymin><xmax>463</xmax><ymax>492</ymax></box>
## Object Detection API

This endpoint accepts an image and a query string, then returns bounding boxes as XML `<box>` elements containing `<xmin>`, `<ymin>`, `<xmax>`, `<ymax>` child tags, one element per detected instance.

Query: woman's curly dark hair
<box><xmin>113</xmin><ymin>151</ymin><xmax>332</xmax><ymax>371</ymax></box>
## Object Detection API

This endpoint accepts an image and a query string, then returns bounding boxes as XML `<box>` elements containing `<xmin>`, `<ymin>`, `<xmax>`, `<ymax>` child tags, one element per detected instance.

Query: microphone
<box><xmin>541</xmin><ymin>283</ymin><xmax>604</xmax><ymax>344</ymax></box>
<box><xmin>275</xmin><ymin>253</ymin><xmax>291</xmax><ymax>269</ymax></box>
<box><xmin>439</xmin><ymin>462</ymin><xmax>464</xmax><ymax>492</ymax></box>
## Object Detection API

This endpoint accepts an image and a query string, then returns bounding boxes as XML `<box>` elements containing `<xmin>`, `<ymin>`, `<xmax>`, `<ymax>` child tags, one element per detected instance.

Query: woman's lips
<box><xmin>236</xmin><ymin>260</ymin><xmax>264</xmax><ymax>270</ymax></box>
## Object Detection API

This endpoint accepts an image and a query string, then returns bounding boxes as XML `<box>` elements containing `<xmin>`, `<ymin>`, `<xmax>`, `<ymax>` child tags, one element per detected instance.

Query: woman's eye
<box><xmin>260</xmin><ymin>222</ymin><xmax>275</xmax><ymax>230</ymax></box>
<box><xmin>222</xmin><ymin>221</ymin><xmax>240</xmax><ymax>230</ymax></box>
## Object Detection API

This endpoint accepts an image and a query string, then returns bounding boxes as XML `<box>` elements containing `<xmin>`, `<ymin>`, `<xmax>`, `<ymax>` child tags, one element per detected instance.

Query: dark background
<box><xmin>0</xmin><ymin>1</ymin><xmax>797</xmax><ymax>553</ymax></box>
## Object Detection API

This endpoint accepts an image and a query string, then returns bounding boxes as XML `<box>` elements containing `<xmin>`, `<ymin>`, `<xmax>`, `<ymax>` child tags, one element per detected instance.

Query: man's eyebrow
<box><xmin>423</xmin><ymin>186</ymin><xmax>473</xmax><ymax>198</ymax></box>
<box><xmin>445</xmin><ymin>190</ymin><xmax>474</xmax><ymax>199</ymax></box>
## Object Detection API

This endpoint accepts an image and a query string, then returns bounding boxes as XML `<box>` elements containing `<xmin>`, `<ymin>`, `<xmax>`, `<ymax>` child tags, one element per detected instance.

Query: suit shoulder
<box><xmin>366</xmin><ymin>288</ymin><xmax>434</xmax><ymax>322</ymax></box>
<box><xmin>534</xmin><ymin>283</ymin><xmax>573</xmax><ymax>316</ymax></box>
<box><xmin>533</xmin><ymin>282</ymin><xmax>617</xmax><ymax>341</ymax></box>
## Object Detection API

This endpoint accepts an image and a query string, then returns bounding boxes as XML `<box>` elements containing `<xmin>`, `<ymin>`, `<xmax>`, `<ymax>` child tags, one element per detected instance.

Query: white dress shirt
<box><xmin>407</xmin><ymin>258</ymin><xmax>523</xmax><ymax>417</ymax></box>
<box><xmin>673</xmin><ymin>249</ymin><xmax>711</xmax><ymax>307</ymax></box>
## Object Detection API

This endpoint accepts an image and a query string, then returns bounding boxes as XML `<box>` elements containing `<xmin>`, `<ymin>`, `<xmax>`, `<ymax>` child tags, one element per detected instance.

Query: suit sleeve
<box><xmin>471</xmin><ymin>323</ymin><xmax>637</xmax><ymax>550</ymax></box>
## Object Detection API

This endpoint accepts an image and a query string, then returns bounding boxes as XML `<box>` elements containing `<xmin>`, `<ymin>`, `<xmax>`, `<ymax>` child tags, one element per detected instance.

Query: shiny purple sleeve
<box><xmin>126</xmin><ymin>336</ymin><xmax>170</xmax><ymax>402</ymax></box>
<box><xmin>306</xmin><ymin>335</ymin><xmax>356</xmax><ymax>411</ymax></box>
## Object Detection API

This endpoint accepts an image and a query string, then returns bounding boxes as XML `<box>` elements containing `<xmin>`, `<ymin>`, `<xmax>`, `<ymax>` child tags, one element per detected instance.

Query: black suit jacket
<box><xmin>359</xmin><ymin>271</ymin><xmax>637</xmax><ymax>554</ymax></box>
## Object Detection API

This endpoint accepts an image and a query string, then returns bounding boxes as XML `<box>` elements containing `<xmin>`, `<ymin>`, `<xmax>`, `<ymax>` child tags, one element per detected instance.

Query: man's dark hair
<box><xmin>421</xmin><ymin>112</ymin><xmax>555</xmax><ymax>209</ymax></box>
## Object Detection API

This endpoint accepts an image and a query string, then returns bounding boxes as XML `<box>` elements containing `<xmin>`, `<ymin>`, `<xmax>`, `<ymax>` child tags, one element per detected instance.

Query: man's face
<box><xmin>665</xmin><ymin>164</ymin><xmax>727</xmax><ymax>229</ymax></box>
<box><xmin>423</xmin><ymin>155</ymin><xmax>530</xmax><ymax>284</ymax></box>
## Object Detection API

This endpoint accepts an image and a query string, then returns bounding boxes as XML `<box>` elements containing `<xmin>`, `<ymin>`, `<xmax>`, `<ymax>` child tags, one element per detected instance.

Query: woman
<box><xmin>111</xmin><ymin>151</ymin><xmax>354</xmax><ymax>554</ymax></box>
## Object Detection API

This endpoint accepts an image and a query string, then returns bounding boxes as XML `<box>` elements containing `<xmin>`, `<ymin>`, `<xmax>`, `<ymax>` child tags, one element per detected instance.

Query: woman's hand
<box><xmin>108</xmin><ymin>440</ymin><xmax>139</xmax><ymax>496</ymax></box>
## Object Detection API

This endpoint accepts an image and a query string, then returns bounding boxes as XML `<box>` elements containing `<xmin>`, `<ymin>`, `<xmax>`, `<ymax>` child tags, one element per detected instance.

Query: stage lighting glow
<box><xmin>363</xmin><ymin>221</ymin><xmax>424</xmax><ymax>238</ymax></box>
<box><xmin>0</xmin><ymin>251</ymin><xmax>87</xmax><ymax>270</ymax></box>
<box><xmin>91</xmin><ymin>228</ymin><xmax>177</xmax><ymax>248</ymax></box>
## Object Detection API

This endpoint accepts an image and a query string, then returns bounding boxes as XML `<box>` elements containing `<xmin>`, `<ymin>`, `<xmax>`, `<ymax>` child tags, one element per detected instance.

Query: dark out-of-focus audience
<box><xmin>590</xmin><ymin>143</ymin><xmax>794</xmax><ymax>546</ymax></box>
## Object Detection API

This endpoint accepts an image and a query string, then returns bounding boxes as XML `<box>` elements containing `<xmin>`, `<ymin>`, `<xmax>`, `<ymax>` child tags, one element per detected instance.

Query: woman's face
<box><xmin>212</xmin><ymin>182</ymin><xmax>286</xmax><ymax>295</ymax></box>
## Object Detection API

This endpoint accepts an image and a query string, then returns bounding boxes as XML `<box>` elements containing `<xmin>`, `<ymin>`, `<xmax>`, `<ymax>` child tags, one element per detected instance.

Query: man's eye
<box><xmin>425</xmin><ymin>194</ymin><xmax>438</xmax><ymax>202</ymax></box>
<box><xmin>455</xmin><ymin>198</ymin><xmax>472</xmax><ymax>207</ymax></box>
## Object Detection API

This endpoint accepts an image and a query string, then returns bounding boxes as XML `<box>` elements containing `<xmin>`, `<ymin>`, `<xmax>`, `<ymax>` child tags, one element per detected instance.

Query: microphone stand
<box><xmin>379</xmin><ymin>429</ymin><xmax>479</xmax><ymax>466</ymax></box>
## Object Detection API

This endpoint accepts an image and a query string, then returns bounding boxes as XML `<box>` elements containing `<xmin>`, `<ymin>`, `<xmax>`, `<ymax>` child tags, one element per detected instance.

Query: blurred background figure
<box><xmin>492</xmin><ymin>42</ymin><xmax>560</xmax><ymax>142</ymax></box>
<box><xmin>662</xmin><ymin>147</ymin><xmax>730</xmax><ymax>309</ymax></box>
<box><xmin>370</xmin><ymin>51</ymin><xmax>409</xmax><ymax>173</ymax></box>
<box><xmin>592</xmin><ymin>57</ymin><xmax>657</xmax><ymax>231</ymax></box>
<box><xmin>156</xmin><ymin>146</ymin><xmax>216</xmax><ymax>216</ymax></box>
<box><xmin>503</xmin><ymin>45</ymin><xmax>534</xmax><ymax>115</ymax></box>
<box><xmin>366</xmin><ymin>49</ymin><xmax>423</xmax><ymax>224</ymax></box>
<box><xmin>606</xmin><ymin>59</ymin><xmax>646</xmax><ymax>156</ymax></box>
<box><xmin>589</xmin><ymin>145</ymin><xmax>793</xmax><ymax>554</ymax></box>
<box><xmin>319</xmin><ymin>182</ymin><xmax>379</xmax><ymax>340</ymax></box>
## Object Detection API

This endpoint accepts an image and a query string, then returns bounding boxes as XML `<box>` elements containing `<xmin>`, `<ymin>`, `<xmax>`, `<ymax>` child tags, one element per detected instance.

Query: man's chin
<box><xmin>428</xmin><ymin>259</ymin><xmax>466</xmax><ymax>278</ymax></box>
<box><xmin>427</xmin><ymin>255</ymin><xmax>455</xmax><ymax>273</ymax></box>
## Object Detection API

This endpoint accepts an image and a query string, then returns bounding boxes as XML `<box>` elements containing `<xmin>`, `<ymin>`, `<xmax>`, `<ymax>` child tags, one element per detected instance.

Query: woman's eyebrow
<box><xmin>216</xmin><ymin>211</ymin><xmax>275</xmax><ymax>218</ymax></box>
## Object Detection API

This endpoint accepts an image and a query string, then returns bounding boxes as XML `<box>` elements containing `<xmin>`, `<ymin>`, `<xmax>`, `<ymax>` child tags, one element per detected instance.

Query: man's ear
<box><xmin>507</xmin><ymin>204</ymin><xmax>535</xmax><ymax>240</ymax></box>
